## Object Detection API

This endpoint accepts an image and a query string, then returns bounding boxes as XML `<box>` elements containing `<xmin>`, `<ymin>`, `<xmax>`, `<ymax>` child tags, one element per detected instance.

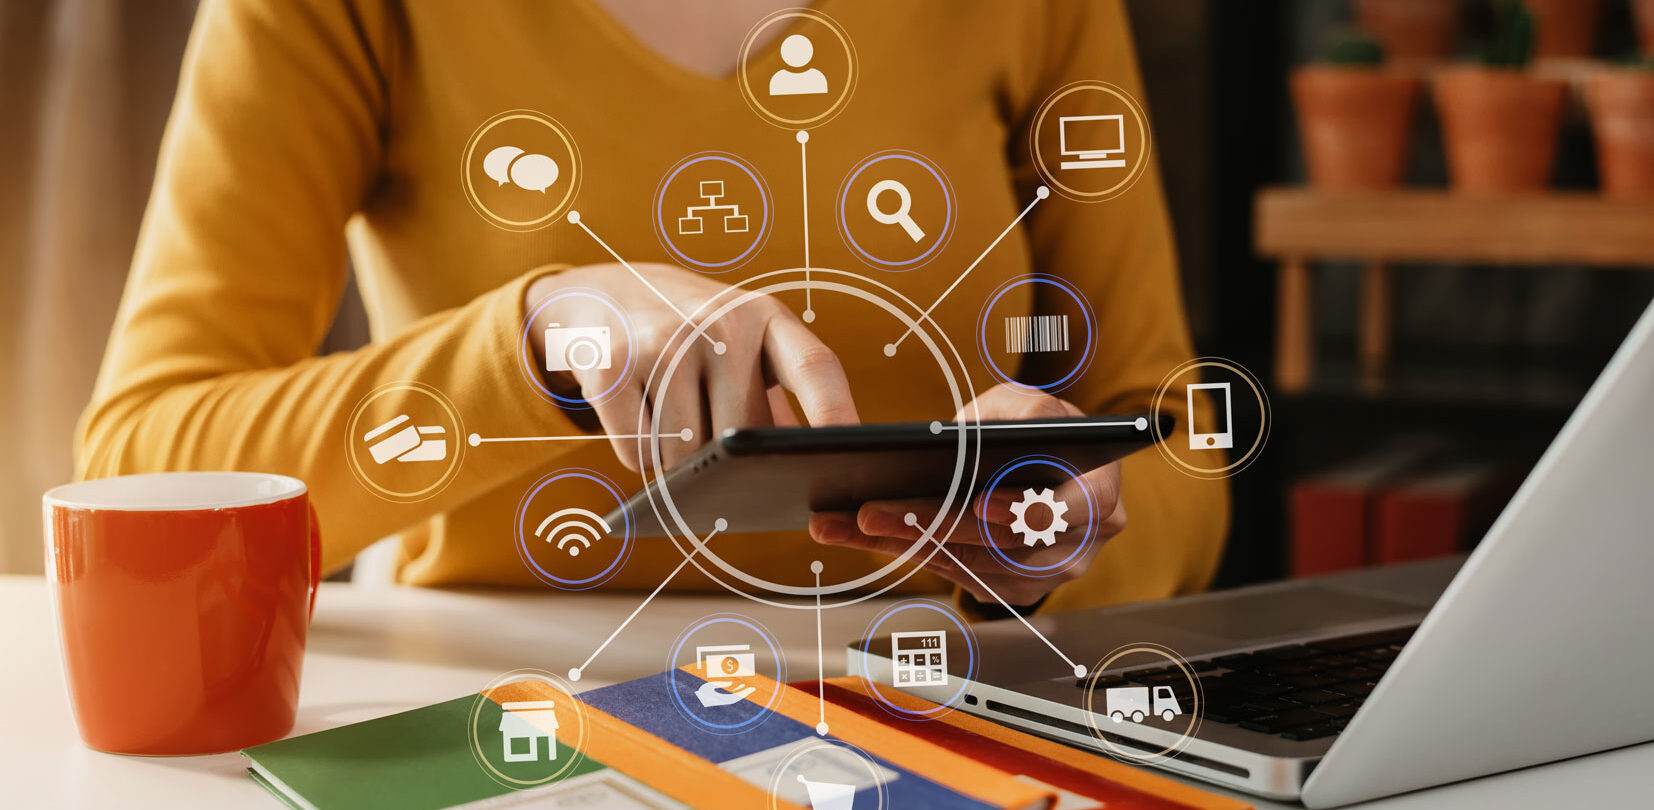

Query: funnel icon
<box><xmin>796</xmin><ymin>774</ymin><xmax>856</xmax><ymax>810</ymax></box>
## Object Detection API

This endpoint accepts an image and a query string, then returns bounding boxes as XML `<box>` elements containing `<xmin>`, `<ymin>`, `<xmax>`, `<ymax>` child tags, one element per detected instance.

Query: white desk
<box><xmin>2</xmin><ymin>575</ymin><xmax>1648</xmax><ymax>808</ymax></box>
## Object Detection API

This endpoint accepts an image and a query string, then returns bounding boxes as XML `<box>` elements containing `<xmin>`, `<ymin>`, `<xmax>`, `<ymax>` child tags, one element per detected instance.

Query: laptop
<box><xmin>850</xmin><ymin>297</ymin><xmax>1654</xmax><ymax>807</ymax></box>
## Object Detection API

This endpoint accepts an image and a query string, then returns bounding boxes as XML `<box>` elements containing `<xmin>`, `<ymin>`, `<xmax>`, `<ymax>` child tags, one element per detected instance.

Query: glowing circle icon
<box><xmin>345</xmin><ymin>381</ymin><xmax>465</xmax><ymax>503</ymax></box>
<box><xmin>737</xmin><ymin>8</ymin><xmax>858</xmax><ymax>129</ymax></box>
<box><xmin>462</xmin><ymin>110</ymin><xmax>582</xmax><ymax>231</ymax></box>
<box><xmin>1080</xmin><ymin>643</ymin><xmax>1204</xmax><ymax>764</ymax></box>
<box><xmin>664</xmin><ymin>613</ymin><xmax>787</xmax><ymax>734</ymax></box>
<box><xmin>976</xmin><ymin>274</ymin><xmax>1097</xmax><ymax>394</ymax></box>
<box><xmin>517</xmin><ymin>287</ymin><xmax>636</xmax><ymax>409</ymax></box>
<box><xmin>514</xmin><ymin>469</ymin><xmax>633</xmax><ymax>591</ymax></box>
<box><xmin>1029</xmin><ymin>81</ymin><xmax>1153</xmax><ymax>203</ymax></box>
<box><xmin>653</xmin><ymin>152</ymin><xmax>773</xmax><ymax>273</ymax></box>
<box><xmin>1150</xmin><ymin>357</ymin><xmax>1271</xmax><ymax>480</ymax></box>
<box><xmin>836</xmin><ymin>151</ymin><xmax>957</xmax><ymax>272</ymax></box>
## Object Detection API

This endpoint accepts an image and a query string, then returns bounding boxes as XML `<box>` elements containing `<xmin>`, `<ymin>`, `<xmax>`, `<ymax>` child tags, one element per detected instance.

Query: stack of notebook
<box><xmin>244</xmin><ymin>667</ymin><xmax>1250</xmax><ymax>809</ymax></box>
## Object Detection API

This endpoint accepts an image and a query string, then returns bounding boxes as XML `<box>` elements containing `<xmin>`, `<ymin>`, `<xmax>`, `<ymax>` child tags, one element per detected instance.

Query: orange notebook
<box><xmin>813</xmin><ymin>677</ymin><xmax>1252</xmax><ymax>810</ymax></box>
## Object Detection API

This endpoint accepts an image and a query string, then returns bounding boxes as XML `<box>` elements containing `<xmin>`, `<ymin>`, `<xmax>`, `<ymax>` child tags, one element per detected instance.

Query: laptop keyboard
<box><xmin>1077</xmin><ymin>625</ymin><xmax>1416</xmax><ymax>742</ymax></box>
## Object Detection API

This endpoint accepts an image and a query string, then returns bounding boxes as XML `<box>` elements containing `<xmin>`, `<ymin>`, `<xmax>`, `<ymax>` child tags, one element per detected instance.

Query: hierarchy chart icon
<box><xmin>343</xmin><ymin>7</ymin><xmax>1274</xmax><ymax>801</ymax></box>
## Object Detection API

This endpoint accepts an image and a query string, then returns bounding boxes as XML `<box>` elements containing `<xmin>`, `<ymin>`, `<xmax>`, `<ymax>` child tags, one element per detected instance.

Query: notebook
<box><xmin>244</xmin><ymin>667</ymin><xmax>1250</xmax><ymax>810</ymax></box>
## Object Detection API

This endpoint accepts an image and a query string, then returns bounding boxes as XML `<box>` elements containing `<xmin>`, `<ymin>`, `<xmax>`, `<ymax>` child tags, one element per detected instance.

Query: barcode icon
<box><xmin>1005</xmin><ymin>315</ymin><xmax>1069</xmax><ymax>354</ymax></box>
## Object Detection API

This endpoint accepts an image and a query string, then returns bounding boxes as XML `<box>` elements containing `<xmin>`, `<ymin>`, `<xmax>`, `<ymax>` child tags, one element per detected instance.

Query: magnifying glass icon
<box><xmin>867</xmin><ymin>179</ymin><xmax>926</xmax><ymax>243</ymax></box>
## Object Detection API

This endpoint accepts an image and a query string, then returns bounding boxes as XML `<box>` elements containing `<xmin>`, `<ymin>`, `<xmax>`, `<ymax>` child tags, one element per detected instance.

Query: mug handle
<box><xmin>306</xmin><ymin>500</ymin><xmax>322</xmax><ymax>621</ymax></box>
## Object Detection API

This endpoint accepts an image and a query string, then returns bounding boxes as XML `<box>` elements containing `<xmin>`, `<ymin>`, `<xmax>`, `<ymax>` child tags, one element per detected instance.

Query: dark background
<box><xmin>1130</xmin><ymin>0</ymin><xmax>1654</xmax><ymax>587</ymax></box>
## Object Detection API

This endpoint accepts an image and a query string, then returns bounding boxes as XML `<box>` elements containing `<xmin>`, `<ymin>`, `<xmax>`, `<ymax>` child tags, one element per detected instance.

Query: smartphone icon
<box><xmin>1187</xmin><ymin>382</ymin><xmax>1233</xmax><ymax>450</ymax></box>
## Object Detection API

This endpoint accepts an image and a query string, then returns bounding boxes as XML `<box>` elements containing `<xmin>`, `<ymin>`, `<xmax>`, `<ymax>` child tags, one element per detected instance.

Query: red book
<box><xmin>1374</xmin><ymin>462</ymin><xmax>1509</xmax><ymax>564</ymax></box>
<box><xmin>1289</xmin><ymin>446</ymin><xmax>1436</xmax><ymax>576</ymax></box>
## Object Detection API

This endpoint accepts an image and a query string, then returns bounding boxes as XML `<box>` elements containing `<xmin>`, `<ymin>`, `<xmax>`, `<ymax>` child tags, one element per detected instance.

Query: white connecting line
<box><xmin>928</xmin><ymin>418</ymin><xmax>1146</xmax><ymax>435</ymax></box>
<box><xmin>811</xmin><ymin>560</ymin><xmax>828</xmax><ymax>735</ymax></box>
<box><xmin>568</xmin><ymin>211</ymin><xmax>723</xmax><ymax>353</ymax></box>
<box><xmin>904</xmin><ymin>512</ymin><xmax>1088</xmax><ymax>679</ymax></box>
<box><xmin>569</xmin><ymin>518</ymin><xmax>728</xmax><ymax>682</ymax></box>
<box><xmin>467</xmin><ymin>430</ymin><xmax>694</xmax><ymax>447</ymax></box>
<box><xmin>797</xmin><ymin>130</ymin><xmax>815</xmax><ymax>322</ymax></box>
<box><xmin>886</xmin><ymin>186</ymin><xmax>1050</xmax><ymax>354</ymax></box>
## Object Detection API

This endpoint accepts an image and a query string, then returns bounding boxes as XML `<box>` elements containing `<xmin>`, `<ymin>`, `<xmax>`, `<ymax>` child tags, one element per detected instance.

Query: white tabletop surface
<box><xmin>3</xmin><ymin>574</ymin><xmax>1649</xmax><ymax>809</ymax></box>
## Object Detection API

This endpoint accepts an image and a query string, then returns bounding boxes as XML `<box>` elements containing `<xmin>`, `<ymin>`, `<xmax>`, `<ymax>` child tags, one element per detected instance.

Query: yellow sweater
<box><xmin>80</xmin><ymin>0</ymin><xmax>1227</xmax><ymax>612</ymax></box>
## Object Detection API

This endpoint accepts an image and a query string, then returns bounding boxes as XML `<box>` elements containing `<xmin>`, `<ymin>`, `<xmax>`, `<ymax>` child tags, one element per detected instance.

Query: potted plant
<box><xmin>1521</xmin><ymin>0</ymin><xmax>1600</xmax><ymax>59</ymax></box>
<box><xmin>1433</xmin><ymin>0</ymin><xmax>1567</xmax><ymax>193</ymax></box>
<box><xmin>1635</xmin><ymin>0</ymin><xmax>1654</xmax><ymax>57</ymax></box>
<box><xmin>1585</xmin><ymin>58</ymin><xmax>1654</xmax><ymax>198</ymax></box>
<box><xmin>1292</xmin><ymin>35</ymin><xmax>1420</xmax><ymax>190</ymax></box>
<box><xmin>1355</xmin><ymin>0</ymin><xmax>1460</xmax><ymax>62</ymax></box>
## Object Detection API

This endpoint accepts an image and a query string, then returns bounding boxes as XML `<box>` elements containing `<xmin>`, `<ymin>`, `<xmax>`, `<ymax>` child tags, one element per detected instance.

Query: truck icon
<box><xmin>1104</xmin><ymin>685</ymin><xmax>1183</xmax><ymax>723</ymax></box>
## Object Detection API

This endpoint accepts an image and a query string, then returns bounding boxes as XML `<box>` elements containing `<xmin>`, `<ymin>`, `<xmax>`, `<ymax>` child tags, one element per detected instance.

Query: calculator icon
<box><xmin>890</xmin><ymin>630</ymin><xmax>948</xmax><ymax>687</ymax></box>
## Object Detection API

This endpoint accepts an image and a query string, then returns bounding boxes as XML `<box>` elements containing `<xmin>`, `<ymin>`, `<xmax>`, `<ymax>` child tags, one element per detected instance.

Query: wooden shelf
<box><xmin>1254</xmin><ymin>188</ymin><xmax>1654</xmax><ymax>393</ymax></box>
<box><xmin>1256</xmin><ymin>188</ymin><xmax>1654</xmax><ymax>267</ymax></box>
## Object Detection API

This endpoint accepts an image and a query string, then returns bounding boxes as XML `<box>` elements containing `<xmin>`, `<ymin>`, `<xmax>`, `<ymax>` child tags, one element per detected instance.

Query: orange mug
<box><xmin>44</xmin><ymin>472</ymin><xmax>319</xmax><ymax>755</ymax></box>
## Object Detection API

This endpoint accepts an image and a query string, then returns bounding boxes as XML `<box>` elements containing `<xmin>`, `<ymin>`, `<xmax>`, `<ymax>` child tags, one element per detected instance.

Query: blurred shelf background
<box><xmin>1129</xmin><ymin>0</ymin><xmax>1654</xmax><ymax>588</ymax></box>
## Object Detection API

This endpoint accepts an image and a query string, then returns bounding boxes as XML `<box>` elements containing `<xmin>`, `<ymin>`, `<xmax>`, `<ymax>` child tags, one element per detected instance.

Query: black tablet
<box><xmin>608</xmin><ymin>413</ymin><xmax>1169</xmax><ymax>538</ymax></box>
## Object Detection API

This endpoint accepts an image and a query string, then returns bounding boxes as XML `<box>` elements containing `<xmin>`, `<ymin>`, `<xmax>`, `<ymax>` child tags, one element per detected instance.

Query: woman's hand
<box><xmin>527</xmin><ymin>263</ymin><xmax>859</xmax><ymax>470</ymax></box>
<box><xmin>808</xmin><ymin>384</ymin><xmax>1126</xmax><ymax>608</ymax></box>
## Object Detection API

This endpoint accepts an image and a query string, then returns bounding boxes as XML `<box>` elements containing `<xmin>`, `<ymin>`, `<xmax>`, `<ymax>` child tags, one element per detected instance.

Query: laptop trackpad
<box><xmin>1136</xmin><ymin>585</ymin><xmax>1420</xmax><ymax>644</ymax></box>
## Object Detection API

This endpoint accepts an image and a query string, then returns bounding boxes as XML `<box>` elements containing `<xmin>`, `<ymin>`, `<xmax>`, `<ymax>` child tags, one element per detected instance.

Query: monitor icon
<box><xmin>1058</xmin><ymin>114</ymin><xmax>1127</xmax><ymax>170</ymax></box>
<box><xmin>1187</xmin><ymin>382</ymin><xmax>1233</xmax><ymax>450</ymax></box>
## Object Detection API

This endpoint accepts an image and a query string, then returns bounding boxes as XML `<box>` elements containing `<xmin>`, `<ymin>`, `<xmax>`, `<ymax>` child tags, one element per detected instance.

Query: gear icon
<box><xmin>1008</xmin><ymin>487</ymin><xmax>1070</xmax><ymax>547</ymax></box>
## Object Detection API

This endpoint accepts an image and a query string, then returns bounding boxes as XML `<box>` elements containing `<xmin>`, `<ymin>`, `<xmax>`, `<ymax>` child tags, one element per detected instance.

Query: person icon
<box><xmin>768</xmin><ymin>34</ymin><xmax>828</xmax><ymax>97</ymax></box>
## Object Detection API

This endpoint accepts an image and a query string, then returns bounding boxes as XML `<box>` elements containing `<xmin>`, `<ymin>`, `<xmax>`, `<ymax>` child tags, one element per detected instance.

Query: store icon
<box><xmin>498</xmin><ymin>700</ymin><xmax>560</xmax><ymax>763</ymax></box>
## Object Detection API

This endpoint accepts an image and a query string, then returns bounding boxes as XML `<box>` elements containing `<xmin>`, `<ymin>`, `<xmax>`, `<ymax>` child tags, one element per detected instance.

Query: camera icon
<box><xmin>544</xmin><ymin>324</ymin><xmax>612</xmax><ymax>373</ymax></box>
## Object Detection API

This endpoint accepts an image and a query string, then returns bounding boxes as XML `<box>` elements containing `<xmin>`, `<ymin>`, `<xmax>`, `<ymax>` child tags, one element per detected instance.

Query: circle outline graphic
<box><xmin>975</xmin><ymin>455</ymin><xmax>1099</xmax><ymax>578</ymax></box>
<box><xmin>638</xmin><ymin>268</ymin><xmax>979</xmax><ymax>609</ymax></box>
<box><xmin>764</xmin><ymin>738</ymin><xmax>888</xmax><ymax>810</ymax></box>
<box><xmin>976</xmin><ymin>274</ymin><xmax>1097</xmax><ymax>395</ymax></box>
<box><xmin>666</xmin><ymin>613</ymin><xmax>788</xmax><ymax>735</ymax></box>
<box><xmin>466</xmin><ymin>668</ymin><xmax>589</xmax><ymax>789</ymax></box>
<box><xmin>1080</xmin><ymin>643</ymin><xmax>1204</xmax><ymax>764</ymax></box>
<box><xmin>856</xmin><ymin>598</ymin><xmax>979</xmax><ymax>720</ymax></box>
<box><xmin>835</xmin><ymin>150</ymin><xmax>957</xmax><ymax>272</ymax></box>
<box><xmin>1150</xmin><ymin>356</ymin><xmax>1271</xmax><ymax>479</ymax></box>
<box><xmin>736</xmin><ymin>8</ymin><xmax>860</xmax><ymax>129</ymax></box>
<box><xmin>517</xmin><ymin>286</ymin><xmax>637</xmax><ymax>409</ymax></box>
<box><xmin>1029</xmin><ymin>81</ymin><xmax>1153</xmax><ymax>204</ymax></box>
<box><xmin>513</xmin><ymin>468</ymin><xmax>634</xmax><ymax>591</ymax></box>
<box><xmin>461</xmin><ymin>110</ymin><xmax>583</xmax><ymax>231</ymax></box>
<box><xmin>344</xmin><ymin>381</ymin><xmax>466</xmax><ymax>503</ymax></box>
<box><xmin>653</xmin><ymin>152</ymin><xmax>774</xmax><ymax>273</ymax></box>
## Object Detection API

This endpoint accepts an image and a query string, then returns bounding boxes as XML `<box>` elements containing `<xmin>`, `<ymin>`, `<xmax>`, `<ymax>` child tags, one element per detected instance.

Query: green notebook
<box><xmin>243</xmin><ymin>696</ymin><xmax>683</xmax><ymax>809</ymax></box>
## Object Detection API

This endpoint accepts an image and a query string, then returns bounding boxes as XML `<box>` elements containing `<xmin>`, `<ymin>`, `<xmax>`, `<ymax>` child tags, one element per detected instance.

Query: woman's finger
<box><xmin>706</xmin><ymin>318</ymin><xmax>772</xmax><ymax>438</ymax></box>
<box><xmin>853</xmin><ymin>498</ymin><xmax>1032</xmax><ymax>549</ymax></box>
<box><xmin>763</xmin><ymin>316</ymin><xmax>859</xmax><ymax>427</ymax></box>
<box><xmin>593</xmin><ymin>382</ymin><xmax>650</xmax><ymax>472</ymax></box>
<box><xmin>654</xmin><ymin>349</ymin><xmax>709</xmax><ymax>469</ymax></box>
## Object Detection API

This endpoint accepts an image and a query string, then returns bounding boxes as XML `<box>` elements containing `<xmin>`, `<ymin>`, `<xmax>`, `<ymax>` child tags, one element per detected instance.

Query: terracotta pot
<box><xmin>1585</xmin><ymin>70</ymin><xmax>1654</xmax><ymax>198</ymax></box>
<box><xmin>1521</xmin><ymin>0</ymin><xmax>1601</xmax><ymax>59</ymax></box>
<box><xmin>1433</xmin><ymin>67</ymin><xmax>1567</xmax><ymax>193</ymax></box>
<box><xmin>1292</xmin><ymin>67</ymin><xmax>1420</xmax><ymax>190</ymax></box>
<box><xmin>1355</xmin><ymin>0</ymin><xmax>1460</xmax><ymax>61</ymax></box>
<box><xmin>1634</xmin><ymin>0</ymin><xmax>1654</xmax><ymax>57</ymax></box>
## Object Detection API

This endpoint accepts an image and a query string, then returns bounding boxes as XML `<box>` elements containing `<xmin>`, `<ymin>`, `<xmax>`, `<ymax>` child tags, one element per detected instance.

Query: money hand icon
<box><xmin>694</xmin><ymin>680</ymin><xmax>756</xmax><ymax>708</ymax></box>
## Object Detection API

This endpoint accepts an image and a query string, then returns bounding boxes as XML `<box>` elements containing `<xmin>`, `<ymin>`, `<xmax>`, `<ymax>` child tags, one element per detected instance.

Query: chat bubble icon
<box><xmin>509</xmin><ymin>153</ymin><xmax>560</xmax><ymax>193</ymax></box>
<box><xmin>483</xmin><ymin>145</ymin><xmax>524</xmax><ymax>186</ymax></box>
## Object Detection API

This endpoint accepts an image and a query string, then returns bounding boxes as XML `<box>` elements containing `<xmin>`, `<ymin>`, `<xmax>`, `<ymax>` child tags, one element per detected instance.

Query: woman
<box><xmin>79</xmin><ymin>0</ymin><xmax>1226</xmax><ymax>614</ymax></box>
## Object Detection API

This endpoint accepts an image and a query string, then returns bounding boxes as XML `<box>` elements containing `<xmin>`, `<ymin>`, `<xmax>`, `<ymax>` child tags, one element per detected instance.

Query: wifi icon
<box><xmin>534</xmin><ymin>507</ymin><xmax>613</xmax><ymax>557</ymax></box>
